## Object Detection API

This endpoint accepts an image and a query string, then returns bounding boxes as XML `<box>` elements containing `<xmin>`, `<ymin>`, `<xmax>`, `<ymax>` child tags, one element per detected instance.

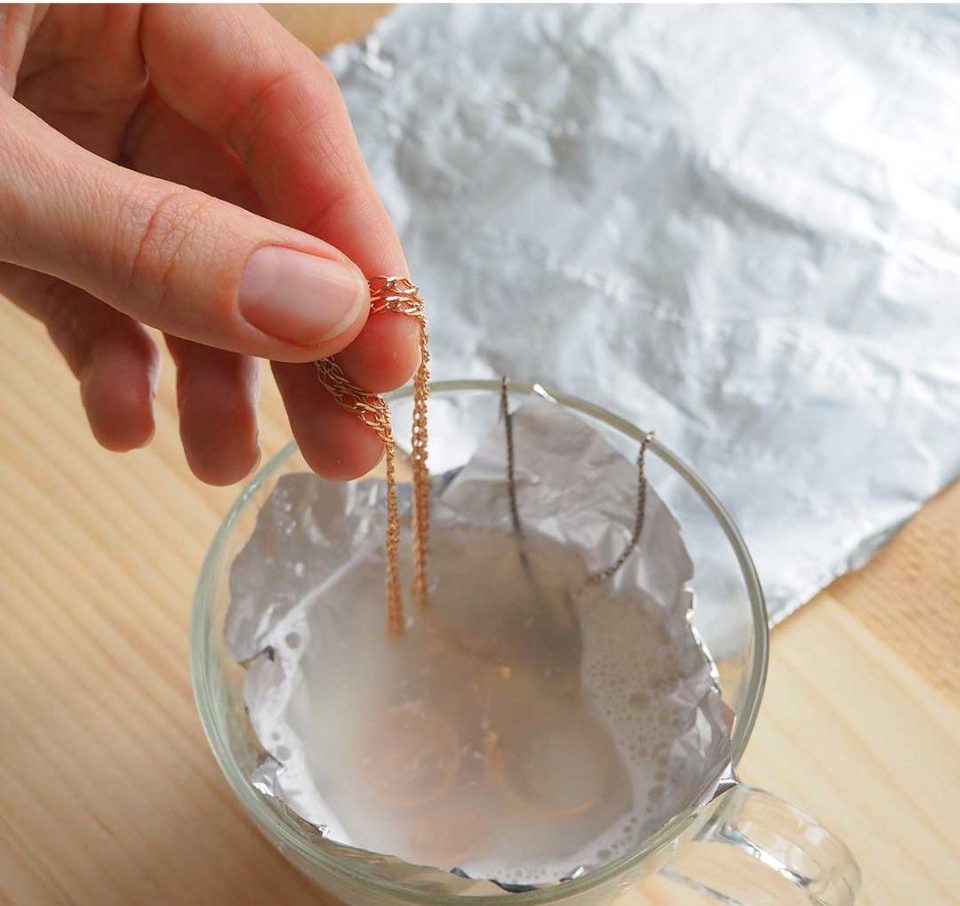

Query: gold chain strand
<box><xmin>368</xmin><ymin>276</ymin><xmax>431</xmax><ymax>611</ymax></box>
<box><xmin>314</xmin><ymin>276</ymin><xmax>430</xmax><ymax>635</ymax></box>
<box><xmin>313</xmin><ymin>357</ymin><xmax>404</xmax><ymax>635</ymax></box>
<box><xmin>408</xmin><ymin>303</ymin><xmax>431</xmax><ymax>610</ymax></box>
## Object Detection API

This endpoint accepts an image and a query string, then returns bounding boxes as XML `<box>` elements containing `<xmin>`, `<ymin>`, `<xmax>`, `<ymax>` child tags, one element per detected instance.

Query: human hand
<box><xmin>0</xmin><ymin>4</ymin><xmax>418</xmax><ymax>483</ymax></box>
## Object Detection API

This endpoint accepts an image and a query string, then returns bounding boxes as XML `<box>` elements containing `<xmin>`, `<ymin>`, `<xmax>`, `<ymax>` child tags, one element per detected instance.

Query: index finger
<box><xmin>140</xmin><ymin>5</ymin><xmax>418</xmax><ymax>388</ymax></box>
<box><xmin>141</xmin><ymin>4</ymin><xmax>403</xmax><ymax>274</ymax></box>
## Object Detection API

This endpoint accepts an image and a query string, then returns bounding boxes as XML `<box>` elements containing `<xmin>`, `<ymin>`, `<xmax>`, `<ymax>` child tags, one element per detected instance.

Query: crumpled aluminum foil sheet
<box><xmin>227</xmin><ymin>398</ymin><xmax>732</xmax><ymax>889</ymax></box>
<box><xmin>327</xmin><ymin>4</ymin><xmax>960</xmax><ymax>624</ymax></box>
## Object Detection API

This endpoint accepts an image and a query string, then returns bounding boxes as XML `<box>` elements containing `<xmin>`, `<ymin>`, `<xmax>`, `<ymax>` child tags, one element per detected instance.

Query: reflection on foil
<box><xmin>326</xmin><ymin>4</ymin><xmax>960</xmax><ymax>624</ymax></box>
<box><xmin>228</xmin><ymin>399</ymin><xmax>735</xmax><ymax>891</ymax></box>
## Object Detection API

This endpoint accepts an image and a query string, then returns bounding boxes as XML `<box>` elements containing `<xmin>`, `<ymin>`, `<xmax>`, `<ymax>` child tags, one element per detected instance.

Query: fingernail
<box><xmin>238</xmin><ymin>246</ymin><xmax>367</xmax><ymax>345</ymax></box>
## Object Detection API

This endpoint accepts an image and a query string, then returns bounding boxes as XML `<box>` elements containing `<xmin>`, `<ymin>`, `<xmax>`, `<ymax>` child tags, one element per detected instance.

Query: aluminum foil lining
<box><xmin>227</xmin><ymin>397</ymin><xmax>733</xmax><ymax>891</ymax></box>
<box><xmin>326</xmin><ymin>4</ymin><xmax>960</xmax><ymax>628</ymax></box>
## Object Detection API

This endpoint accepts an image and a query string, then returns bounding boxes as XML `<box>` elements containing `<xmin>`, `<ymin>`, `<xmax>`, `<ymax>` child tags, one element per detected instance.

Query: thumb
<box><xmin>0</xmin><ymin>96</ymin><xmax>369</xmax><ymax>362</ymax></box>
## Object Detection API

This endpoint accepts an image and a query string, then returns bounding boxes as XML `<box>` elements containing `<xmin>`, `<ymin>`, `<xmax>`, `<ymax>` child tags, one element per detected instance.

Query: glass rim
<box><xmin>190</xmin><ymin>378</ymin><xmax>769</xmax><ymax>904</ymax></box>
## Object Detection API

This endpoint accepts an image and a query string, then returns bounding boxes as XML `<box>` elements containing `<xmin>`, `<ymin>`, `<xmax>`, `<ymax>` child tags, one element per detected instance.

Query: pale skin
<box><xmin>0</xmin><ymin>4</ymin><xmax>417</xmax><ymax>484</ymax></box>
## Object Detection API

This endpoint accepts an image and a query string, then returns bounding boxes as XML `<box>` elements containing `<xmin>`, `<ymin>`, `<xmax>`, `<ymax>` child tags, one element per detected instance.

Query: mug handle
<box><xmin>661</xmin><ymin>784</ymin><xmax>861</xmax><ymax>905</ymax></box>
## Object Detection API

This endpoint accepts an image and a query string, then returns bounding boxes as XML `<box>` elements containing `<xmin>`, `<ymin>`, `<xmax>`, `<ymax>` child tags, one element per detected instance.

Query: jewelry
<box><xmin>315</xmin><ymin>276</ymin><xmax>431</xmax><ymax>635</ymax></box>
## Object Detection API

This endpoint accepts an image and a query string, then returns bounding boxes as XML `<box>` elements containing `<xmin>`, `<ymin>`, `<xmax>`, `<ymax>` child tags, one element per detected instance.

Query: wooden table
<box><xmin>2</xmin><ymin>7</ymin><xmax>958</xmax><ymax>905</ymax></box>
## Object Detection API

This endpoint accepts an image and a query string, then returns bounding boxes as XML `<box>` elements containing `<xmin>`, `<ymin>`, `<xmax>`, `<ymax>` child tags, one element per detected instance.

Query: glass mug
<box><xmin>191</xmin><ymin>380</ymin><xmax>860</xmax><ymax>906</ymax></box>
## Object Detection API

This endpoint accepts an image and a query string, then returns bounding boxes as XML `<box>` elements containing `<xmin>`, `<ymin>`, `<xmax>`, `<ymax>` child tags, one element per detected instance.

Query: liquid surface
<box><xmin>262</xmin><ymin>524</ymin><xmax>726</xmax><ymax>884</ymax></box>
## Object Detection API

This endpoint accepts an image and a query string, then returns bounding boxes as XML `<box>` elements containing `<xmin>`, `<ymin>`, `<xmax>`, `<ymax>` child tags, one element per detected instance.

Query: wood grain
<box><xmin>831</xmin><ymin>483</ymin><xmax>960</xmax><ymax>706</ymax></box>
<box><xmin>740</xmin><ymin>596</ymin><xmax>960</xmax><ymax>906</ymax></box>
<box><xmin>2</xmin><ymin>6</ymin><xmax>959</xmax><ymax>906</ymax></box>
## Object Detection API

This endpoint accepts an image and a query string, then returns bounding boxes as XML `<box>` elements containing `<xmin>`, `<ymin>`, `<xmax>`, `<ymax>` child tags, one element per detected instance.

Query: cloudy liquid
<box><xmin>272</xmin><ymin>525</ymin><xmax>719</xmax><ymax>885</ymax></box>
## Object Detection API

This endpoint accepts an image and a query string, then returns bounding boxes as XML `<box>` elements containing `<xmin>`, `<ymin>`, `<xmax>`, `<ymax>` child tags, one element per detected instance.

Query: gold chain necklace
<box><xmin>315</xmin><ymin>276</ymin><xmax>431</xmax><ymax>636</ymax></box>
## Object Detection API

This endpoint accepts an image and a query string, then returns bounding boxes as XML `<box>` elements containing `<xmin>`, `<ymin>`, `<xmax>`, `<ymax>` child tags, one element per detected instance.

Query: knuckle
<box><xmin>225</xmin><ymin>60</ymin><xmax>343</xmax><ymax>168</ymax></box>
<box><xmin>122</xmin><ymin>187</ymin><xmax>217</xmax><ymax>315</ymax></box>
<box><xmin>224</xmin><ymin>67</ymin><xmax>306</xmax><ymax>159</ymax></box>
